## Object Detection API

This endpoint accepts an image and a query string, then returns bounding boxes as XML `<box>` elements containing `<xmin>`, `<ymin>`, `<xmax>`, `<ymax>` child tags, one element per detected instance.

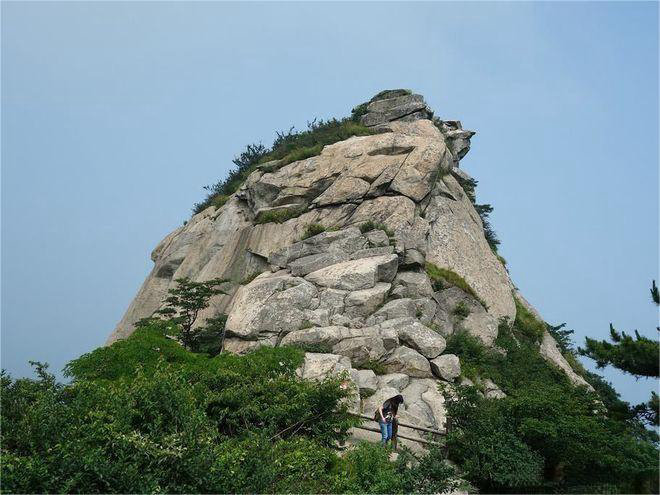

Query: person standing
<box><xmin>377</xmin><ymin>394</ymin><xmax>404</xmax><ymax>445</ymax></box>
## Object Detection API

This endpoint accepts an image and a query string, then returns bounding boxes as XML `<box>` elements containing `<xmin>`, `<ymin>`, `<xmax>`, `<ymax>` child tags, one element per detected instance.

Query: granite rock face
<box><xmin>107</xmin><ymin>89</ymin><xmax>592</xmax><ymax>439</ymax></box>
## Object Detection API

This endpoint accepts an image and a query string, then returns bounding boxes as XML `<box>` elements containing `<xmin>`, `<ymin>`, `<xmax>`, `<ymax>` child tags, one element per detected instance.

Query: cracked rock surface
<box><xmin>107</xmin><ymin>90</ymin><xmax>591</xmax><ymax>442</ymax></box>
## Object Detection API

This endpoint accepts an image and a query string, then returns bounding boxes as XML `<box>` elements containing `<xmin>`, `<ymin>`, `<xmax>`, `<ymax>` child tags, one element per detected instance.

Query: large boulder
<box><xmin>381</xmin><ymin>318</ymin><xmax>446</xmax><ymax>359</ymax></box>
<box><xmin>430</xmin><ymin>354</ymin><xmax>461</xmax><ymax>382</ymax></box>
<box><xmin>434</xmin><ymin>287</ymin><xmax>499</xmax><ymax>346</ymax></box>
<box><xmin>360</xmin><ymin>91</ymin><xmax>432</xmax><ymax>127</ymax></box>
<box><xmin>391</xmin><ymin>271</ymin><xmax>434</xmax><ymax>299</ymax></box>
<box><xmin>383</xmin><ymin>346</ymin><xmax>433</xmax><ymax>378</ymax></box>
<box><xmin>369</xmin><ymin>298</ymin><xmax>417</xmax><ymax>323</ymax></box>
<box><xmin>344</xmin><ymin>283</ymin><xmax>391</xmax><ymax>318</ymax></box>
<box><xmin>355</xmin><ymin>369</ymin><xmax>379</xmax><ymax>395</ymax></box>
<box><xmin>305</xmin><ymin>255</ymin><xmax>398</xmax><ymax>291</ymax></box>
<box><xmin>225</xmin><ymin>273</ymin><xmax>317</xmax><ymax>339</ymax></box>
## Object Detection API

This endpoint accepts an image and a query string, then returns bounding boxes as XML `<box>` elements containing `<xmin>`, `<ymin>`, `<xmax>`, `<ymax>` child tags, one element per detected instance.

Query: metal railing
<box><xmin>349</xmin><ymin>413</ymin><xmax>448</xmax><ymax>450</ymax></box>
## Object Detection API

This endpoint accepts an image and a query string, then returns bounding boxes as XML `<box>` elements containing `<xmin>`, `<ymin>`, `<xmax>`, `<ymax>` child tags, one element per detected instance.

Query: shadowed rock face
<box><xmin>107</xmin><ymin>90</ymin><xmax>590</xmax><ymax>435</ymax></box>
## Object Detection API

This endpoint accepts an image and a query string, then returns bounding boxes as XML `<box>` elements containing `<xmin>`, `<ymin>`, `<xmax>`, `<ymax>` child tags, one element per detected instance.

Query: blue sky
<box><xmin>2</xmin><ymin>2</ymin><xmax>658</xmax><ymax>405</ymax></box>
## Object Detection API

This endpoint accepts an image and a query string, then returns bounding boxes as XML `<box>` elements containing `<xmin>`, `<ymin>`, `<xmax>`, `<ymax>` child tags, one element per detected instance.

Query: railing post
<box><xmin>444</xmin><ymin>417</ymin><xmax>451</xmax><ymax>458</ymax></box>
<box><xmin>391</xmin><ymin>419</ymin><xmax>398</xmax><ymax>451</ymax></box>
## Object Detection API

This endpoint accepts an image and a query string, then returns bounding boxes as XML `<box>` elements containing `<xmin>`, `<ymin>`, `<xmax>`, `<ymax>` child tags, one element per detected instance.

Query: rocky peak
<box><xmin>107</xmin><ymin>89</ymin><xmax>591</xmax><ymax>448</ymax></box>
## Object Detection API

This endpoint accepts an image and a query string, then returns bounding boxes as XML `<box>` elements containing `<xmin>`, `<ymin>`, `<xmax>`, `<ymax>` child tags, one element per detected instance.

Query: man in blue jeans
<box><xmin>378</xmin><ymin>395</ymin><xmax>404</xmax><ymax>445</ymax></box>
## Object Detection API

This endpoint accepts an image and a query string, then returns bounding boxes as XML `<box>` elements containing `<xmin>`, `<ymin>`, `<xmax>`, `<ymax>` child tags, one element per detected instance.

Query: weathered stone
<box><xmin>109</xmin><ymin>91</ymin><xmax>590</xmax><ymax>404</ymax></box>
<box><xmin>379</xmin><ymin>373</ymin><xmax>410</xmax><ymax>391</ymax></box>
<box><xmin>225</xmin><ymin>274</ymin><xmax>317</xmax><ymax>339</ymax></box>
<box><xmin>426</xmin><ymin>174</ymin><xmax>516</xmax><ymax>322</ymax></box>
<box><xmin>269</xmin><ymin>227</ymin><xmax>362</xmax><ymax>267</ymax></box>
<box><xmin>365</xmin><ymin>230</ymin><xmax>390</xmax><ymax>247</ymax></box>
<box><xmin>288</xmin><ymin>252</ymin><xmax>348</xmax><ymax>276</ymax></box>
<box><xmin>317</xmin><ymin>288</ymin><xmax>346</xmax><ymax>315</ymax></box>
<box><xmin>305</xmin><ymin>255</ymin><xmax>398</xmax><ymax>291</ymax></box>
<box><xmin>434</xmin><ymin>287</ymin><xmax>499</xmax><ymax>346</ymax></box>
<box><xmin>540</xmin><ymin>330</ymin><xmax>593</xmax><ymax>389</ymax></box>
<box><xmin>298</xmin><ymin>353</ymin><xmax>360</xmax><ymax>412</ymax></box>
<box><xmin>402</xmin><ymin>248</ymin><xmax>425</xmax><ymax>268</ymax></box>
<box><xmin>482</xmin><ymin>378</ymin><xmax>506</xmax><ymax>399</ymax></box>
<box><xmin>298</xmin><ymin>352</ymin><xmax>352</xmax><ymax>381</ymax></box>
<box><xmin>382</xmin><ymin>318</ymin><xmax>446</xmax><ymax>359</ymax></box>
<box><xmin>421</xmin><ymin>386</ymin><xmax>448</xmax><ymax>431</ymax></box>
<box><xmin>333</xmin><ymin>336</ymin><xmax>388</xmax><ymax>366</ymax></box>
<box><xmin>313</xmin><ymin>176</ymin><xmax>370</xmax><ymax>206</ymax></box>
<box><xmin>430</xmin><ymin>354</ymin><xmax>461</xmax><ymax>381</ymax></box>
<box><xmin>348</xmin><ymin>196</ymin><xmax>416</xmax><ymax>232</ymax></box>
<box><xmin>392</xmin><ymin>271</ymin><xmax>434</xmax><ymax>299</ymax></box>
<box><xmin>349</xmin><ymin>246</ymin><xmax>394</xmax><ymax>260</ymax></box>
<box><xmin>383</xmin><ymin>346</ymin><xmax>433</xmax><ymax>378</ymax></box>
<box><xmin>414</xmin><ymin>298</ymin><xmax>438</xmax><ymax>326</ymax></box>
<box><xmin>344</xmin><ymin>283</ymin><xmax>391</xmax><ymax>319</ymax></box>
<box><xmin>223</xmin><ymin>337</ymin><xmax>275</xmax><ymax>355</ymax></box>
<box><xmin>355</xmin><ymin>369</ymin><xmax>378</xmax><ymax>395</ymax></box>
<box><xmin>372</xmin><ymin>298</ymin><xmax>416</xmax><ymax>321</ymax></box>
<box><xmin>303</xmin><ymin>308</ymin><xmax>330</xmax><ymax>327</ymax></box>
<box><xmin>361</xmin><ymin>93</ymin><xmax>432</xmax><ymax>127</ymax></box>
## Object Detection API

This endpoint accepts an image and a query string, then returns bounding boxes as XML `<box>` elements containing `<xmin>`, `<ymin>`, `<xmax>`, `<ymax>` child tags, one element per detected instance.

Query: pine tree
<box><xmin>579</xmin><ymin>280</ymin><xmax>659</xmax><ymax>425</ymax></box>
<box><xmin>155</xmin><ymin>277</ymin><xmax>229</xmax><ymax>350</ymax></box>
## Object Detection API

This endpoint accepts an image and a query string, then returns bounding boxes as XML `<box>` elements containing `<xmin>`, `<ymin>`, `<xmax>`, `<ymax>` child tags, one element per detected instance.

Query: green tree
<box><xmin>3</xmin><ymin>323</ymin><xmax>462</xmax><ymax>494</ymax></box>
<box><xmin>154</xmin><ymin>277</ymin><xmax>228</xmax><ymax>351</ymax></box>
<box><xmin>579</xmin><ymin>280</ymin><xmax>659</xmax><ymax>425</ymax></box>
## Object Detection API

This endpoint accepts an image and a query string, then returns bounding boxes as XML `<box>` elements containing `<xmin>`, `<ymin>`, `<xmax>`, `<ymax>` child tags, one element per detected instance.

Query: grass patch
<box><xmin>513</xmin><ymin>297</ymin><xmax>546</xmax><ymax>343</ymax></box>
<box><xmin>255</xmin><ymin>206</ymin><xmax>305</xmax><ymax>225</ymax></box>
<box><xmin>357</xmin><ymin>360</ymin><xmax>387</xmax><ymax>376</ymax></box>
<box><xmin>279</xmin><ymin>144</ymin><xmax>323</xmax><ymax>166</ymax></box>
<box><xmin>359</xmin><ymin>220</ymin><xmax>394</xmax><ymax>237</ymax></box>
<box><xmin>425</xmin><ymin>262</ymin><xmax>486</xmax><ymax>308</ymax></box>
<box><xmin>301</xmin><ymin>223</ymin><xmax>326</xmax><ymax>240</ymax></box>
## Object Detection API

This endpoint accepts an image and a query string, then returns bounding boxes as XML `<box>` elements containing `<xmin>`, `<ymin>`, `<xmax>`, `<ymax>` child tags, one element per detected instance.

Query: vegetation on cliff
<box><xmin>3</xmin><ymin>312</ymin><xmax>658</xmax><ymax>494</ymax></box>
<box><xmin>1</xmin><ymin>322</ymin><xmax>463</xmax><ymax>494</ymax></box>
<box><xmin>445</xmin><ymin>315</ymin><xmax>658</xmax><ymax>493</ymax></box>
<box><xmin>193</xmin><ymin>114</ymin><xmax>375</xmax><ymax>214</ymax></box>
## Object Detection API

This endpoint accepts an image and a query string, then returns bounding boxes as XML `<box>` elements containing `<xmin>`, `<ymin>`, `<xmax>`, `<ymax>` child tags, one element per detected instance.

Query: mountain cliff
<box><xmin>107</xmin><ymin>90</ymin><xmax>591</xmax><ymax>444</ymax></box>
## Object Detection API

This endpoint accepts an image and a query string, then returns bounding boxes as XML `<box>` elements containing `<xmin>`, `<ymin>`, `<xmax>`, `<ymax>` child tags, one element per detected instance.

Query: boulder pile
<box><xmin>107</xmin><ymin>90</ymin><xmax>591</xmax><ymax>448</ymax></box>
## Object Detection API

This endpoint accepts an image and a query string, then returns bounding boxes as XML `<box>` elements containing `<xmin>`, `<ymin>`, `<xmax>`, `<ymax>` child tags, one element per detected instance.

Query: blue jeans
<box><xmin>379</xmin><ymin>420</ymin><xmax>392</xmax><ymax>444</ymax></box>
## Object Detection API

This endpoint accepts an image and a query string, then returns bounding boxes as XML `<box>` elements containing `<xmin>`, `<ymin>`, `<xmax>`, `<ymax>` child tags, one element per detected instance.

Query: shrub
<box><xmin>193</xmin><ymin>118</ymin><xmax>374</xmax><ymax>215</ymax></box>
<box><xmin>279</xmin><ymin>144</ymin><xmax>323</xmax><ymax>165</ymax></box>
<box><xmin>513</xmin><ymin>296</ymin><xmax>546</xmax><ymax>342</ymax></box>
<box><xmin>446</xmin><ymin>382</ymin><xmax>658</xmax><ymax>493</ymax></box>
<box><xmin>293</xmin><ymin>342</ymin><xmax>333</xmax><ymax>354</ymax></box>
<box><xmin>301</xmin><ymin>223</ymin><xmax>326</xmax><ymax>240</ymax></box>
<box><xmin>452</xmin><ymin>301</ymin><xmax>470</xmax><ymax>320</ymax></box>
<box><xmin>446</xmin><ymin>386</ymin><xmax>545</xmax><ymax>491</ymax></box>
<box><xmin>350</xmin><ymin>102</ymin><xmax>369</xmax><ymax>122</ymax></box>
<box><xmin>255</xmin><ymin>206</ymin><xmax>305</xmax><ymax>225</ymax></box>
<box><xmin>357</xmin><ymin>360</ymin><xmax>388</xmax><ymax>376</ymax></box>
<box><xmin>359</xmin><ymin>220</ymin><xmax>394</xmax><ymax>237</ymax></box>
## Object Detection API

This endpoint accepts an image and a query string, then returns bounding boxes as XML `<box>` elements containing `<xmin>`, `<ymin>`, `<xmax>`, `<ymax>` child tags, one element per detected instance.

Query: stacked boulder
<box><xmin>107</xmin><ymin>90</ymin><xmax>593</xmax><ymax>449</ymax></box>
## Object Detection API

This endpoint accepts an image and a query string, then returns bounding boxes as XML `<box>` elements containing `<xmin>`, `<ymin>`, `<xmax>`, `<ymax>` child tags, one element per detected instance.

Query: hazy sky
<box><xmin>2</xmin><ymin>2</ymin><xmax>658</xmax><ymax>405</ymax></box>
